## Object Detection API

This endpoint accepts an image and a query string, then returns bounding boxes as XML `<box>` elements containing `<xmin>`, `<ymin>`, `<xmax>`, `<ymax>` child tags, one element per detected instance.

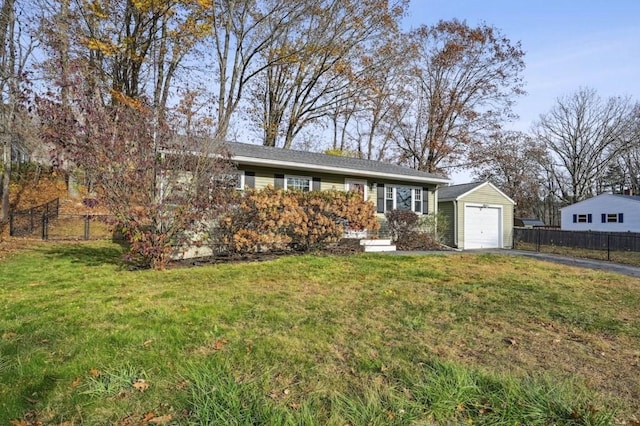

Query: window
<box><xmin>345</xmin><ymin>179</ymin><xmax>367</xmax><ymax>200</ymax></box>
<box><xmin>602</xmin><ymin>213</ymin><xmax>624</xmax><ymax>223</ymax></box>
<box><xmin>414</xmin><ymin>188</ymin><xmax>422</xmax><ymax>212</ymax></box>
<box><xmin>384</xmin><ymin>185</ymin><xmax>423</xmax><ymax>213</ymax></box>
<box><xmin>233</xmin><ymin>171</ymin><xmax>244</xmax><ymax>190</ymax></box>
<box><xmin>285</xmin><ymin>176</ymin><xmax>311</xmax><ymax>192</ymax></box>
<box><xmin>385</xmin><ymin>187</ymin><xmax>394</xmax><ymax>212</ymax></box>
<box><xmin>573</xmin><ymin>214</ymin><xmax>592</xmax><ymax>223</ymax></box>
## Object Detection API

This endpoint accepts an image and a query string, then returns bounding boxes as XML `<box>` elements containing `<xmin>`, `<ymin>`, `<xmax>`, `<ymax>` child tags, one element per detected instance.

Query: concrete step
<box><xmin>363</xmin><ymin>244</ymin><xmax>397</xmax><ymax>252</ymax></box>
<box><xmin>359</xmin><ymin>239</ymin><xmax>393</xmax><ymax>246</ymax></box>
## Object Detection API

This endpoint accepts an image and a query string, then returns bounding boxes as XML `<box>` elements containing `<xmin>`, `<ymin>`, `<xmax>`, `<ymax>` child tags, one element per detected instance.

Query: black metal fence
<box><xmin>46</xmin><ymin>214</ymin><xmax>117</xmax><ymax>240</ymax></box>
<box><xmin>9</xmin><ymin>198</ymin><xmax>60</xmax><ymax>238</ymax></box>
<box><xmin>514</xmin><ymin>227</ymin><xmax>640</xmax><ymax>260</ymax></box>
<box><xmin>9</xmin><ymin>199</ymin><xmax>118</xmax><ymax>240</ymax></box>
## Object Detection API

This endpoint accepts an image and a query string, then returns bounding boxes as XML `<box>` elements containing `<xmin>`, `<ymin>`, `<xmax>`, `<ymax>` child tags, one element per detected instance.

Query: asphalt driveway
<box><xmin>392</xmin><ymin>248</ymin><xmax>640</xmax><ymax>278</ymax></box>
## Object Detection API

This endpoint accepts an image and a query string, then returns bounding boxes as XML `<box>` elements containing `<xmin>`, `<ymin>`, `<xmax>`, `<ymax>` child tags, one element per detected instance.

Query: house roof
<box><xmin>438</xmin><ymin>182</ymin><xmax>485</xmax><ymax>201</ymax></box>
<box><xmin>438</xmin><ymin>181</ymin><xmax>516</xmax><ymax>204</ymax></box>
<box><xmin>226</xmin><ymin>142</ymin><xmax>449</xmax><ymax>185</ymax></box>
<box><xmin>612</xmin><ymin>194</ymin><xmax>640</xmax><ymax>202</ymax></box>
<box><xmin>559</xmin><ymin>193</ymin><xmax>640</xmax><ymax>209</ymax></box>
<box><xmin>516</xmin><ymin>218</ymin><xmax>545</xmax><ymax>227</ymax></box>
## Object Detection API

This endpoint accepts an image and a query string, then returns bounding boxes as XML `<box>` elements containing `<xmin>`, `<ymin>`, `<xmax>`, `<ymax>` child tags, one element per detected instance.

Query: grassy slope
<box><xmin>1</xmin><ymin>243</ymin><xmax>639</xmax><ymax>424</ymax></box>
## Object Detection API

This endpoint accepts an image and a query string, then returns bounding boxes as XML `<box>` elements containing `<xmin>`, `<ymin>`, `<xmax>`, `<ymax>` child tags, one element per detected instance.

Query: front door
<box><xmin>345</xmin><ymin>179</ymin><xmax>367</xmax><ymax>201</ymax></box>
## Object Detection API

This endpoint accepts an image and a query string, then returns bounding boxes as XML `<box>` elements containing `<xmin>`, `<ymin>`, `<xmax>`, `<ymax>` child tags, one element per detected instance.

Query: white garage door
<box><xmin>464</xmin><ymin>205</ymin><xmax>502</xmax><ymax>249</ymax></box>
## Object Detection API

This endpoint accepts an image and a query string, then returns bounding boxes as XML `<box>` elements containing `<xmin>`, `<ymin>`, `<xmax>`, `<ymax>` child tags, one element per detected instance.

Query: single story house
<box><xmin>560</xmin><ymin>193</ymin><xmax>640</xmax><ymax>232</ymax></box>
<box><xmin>227</xmin><ymin>142</ymin><xmax>450</xmax><ymax>220</ymax></box>
<box><xmin>514</xmin><ymin>217</ymin><xmax>545</xmax><ymax>228</ymax></box>
<box><xmin>438</xmin><ymin>181</ymin><xmax>515</xmax><ymax>249</ymax></box>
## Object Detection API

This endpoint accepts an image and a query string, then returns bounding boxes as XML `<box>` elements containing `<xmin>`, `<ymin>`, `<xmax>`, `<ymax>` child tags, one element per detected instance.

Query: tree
<box><xmin>471</xmin><ymin>131</ymin><xmax>547</xmax><ymax>217</ymax></box>
<box><xmin>39</xmin><ymin>0</ymin><xmax>208</xmax><ymax>114</ymax></box>
<box><xmin>0</xmin><ymin>0</ymin><xmax>37</xmax><ymax>224</ymax></box>
<box><xmin>329</xmin><ymin>32</ymin><xmax>412</xmax><ymax>162</ymax></box>
<box><xmin>38</xmin><ymin>69</ymin><xmax>236</xmax><ymax>269</ymax></box>
<box><xmin>534</xmin><ymin>87</ymin><xmax>635</xmax><ymax>204</ymax></box>
<box><xmin>249</xmin><ymin>0</ymin><xmax>407</xmax><ymax>149</ymax></box>
<box><xmin>389</xmin><ymin>19</ymin><xmax>525</xmax><ymax>173</ymax></box>
<box><xmin>603</xmin><ymin>104</ymin><xmax>640</xmax><ymax>195</ymax></box>
<box><xmin>208</xmin><ymin>0</ymin><xmax>309</xmax><ymax>142</ymax></box>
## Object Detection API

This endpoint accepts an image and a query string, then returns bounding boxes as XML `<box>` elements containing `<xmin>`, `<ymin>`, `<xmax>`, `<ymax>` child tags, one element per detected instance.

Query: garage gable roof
<box><xmin>439</xmin><ymin>181</ymin><xmax>515</xmax><ymax>204</ymax></box>
<box><xmin>227</xmin><ymin>142</ymin><xmax>449</xmax><ymax>184</ymax></box>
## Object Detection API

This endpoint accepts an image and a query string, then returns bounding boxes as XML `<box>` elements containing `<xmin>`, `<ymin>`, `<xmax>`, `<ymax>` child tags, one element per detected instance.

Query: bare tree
<box><xmin>471</xmin><ymin>131</ymin><xmax>547</xmax><ymax>217</ymax></box>
<box><xmin>606</xmin><ymin>104</ymin><xmax>640</xmax><ymax>194</ymax></box>
<box><xmin>208</xmin><ymin>0</ymin><xmax>309</xmax><ymax>142</ymax></box>
<box><xmin>345</xmin><ymin>33</ymin><xmax>413</xmax><ymax>161</ymax></box>
<box><xmin>390</xmin><ymin>19</ymin><xmax>525</xmax><ymax>173</ymax></box>
<box><xmin>0</xmin><ymin>0</ymin><xmax>37</xmax><ymax>223</ymax></box>
<box><xmin>534</xmin><ymin>87</ymin><xmax>635</xmax><ymax>203</ymax></box>
<box><xmin>249</xmin><ymin>0</ymin><xmax>407</xmax><ymax>149</ymax></box>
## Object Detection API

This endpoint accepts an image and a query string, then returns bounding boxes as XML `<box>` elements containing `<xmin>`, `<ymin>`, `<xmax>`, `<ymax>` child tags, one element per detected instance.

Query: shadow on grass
<box><xmin>43</xmin><ymin>243</ymin><xmax>124</xmax><ymax>267</ymax></box>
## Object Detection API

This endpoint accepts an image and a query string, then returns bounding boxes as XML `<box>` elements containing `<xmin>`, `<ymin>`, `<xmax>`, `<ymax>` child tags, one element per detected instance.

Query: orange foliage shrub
<box><xmin>216</xmin><ymin>188</ymin><xmax>379</xmax><ymax>253</ymax></box>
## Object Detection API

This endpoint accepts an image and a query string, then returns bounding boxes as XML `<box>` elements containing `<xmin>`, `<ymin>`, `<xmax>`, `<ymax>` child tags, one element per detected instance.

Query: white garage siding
<box><xmin>463</xmin><ymin>204</ymin><xmax>502</xmax><ymax>249</ymax></box>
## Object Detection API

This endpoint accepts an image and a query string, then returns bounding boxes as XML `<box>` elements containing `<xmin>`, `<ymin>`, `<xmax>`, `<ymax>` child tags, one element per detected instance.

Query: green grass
<box><xmin>516</xmin><ymin>241</ymin><xmax>640</xmax><ymax>266</ymax></box>
<box><xmin>1</xmin><ymin>243</ymin><xmax>639</xmax><ymax>424</ymax></box>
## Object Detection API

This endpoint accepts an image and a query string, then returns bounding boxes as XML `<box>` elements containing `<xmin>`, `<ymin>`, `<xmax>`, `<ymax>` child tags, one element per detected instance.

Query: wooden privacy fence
<box><xmin>514</xmin><ymin>227</ymin><xmax>640</xmax><ymax>259</ymax></box>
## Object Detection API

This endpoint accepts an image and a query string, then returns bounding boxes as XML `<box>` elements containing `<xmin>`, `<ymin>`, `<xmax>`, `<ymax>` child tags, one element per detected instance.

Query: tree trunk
<box><xmin>0</xmin><ymin>0</ymin><xmax>16</xmax><ymax>222</ymax></box>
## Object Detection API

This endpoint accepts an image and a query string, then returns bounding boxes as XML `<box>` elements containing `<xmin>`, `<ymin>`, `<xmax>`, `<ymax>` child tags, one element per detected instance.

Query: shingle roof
<box><xmin>438</xmin><ymin>181</ymin><xmax>486</xmax><ymax>201</ymax></box>
<box><xmin>516</xmin><ymin>218</ymin><xmax>546</xmax><ymax>227</ymax></box>
<box><xmin>226</xmin><ymin>142</ymin><xmax>449</xmax><ymax>183</ymax></box>
<box><xmin>612</xmin><ymin>194</ymin><xmax>640</xmax><ymax>202</ymax></box>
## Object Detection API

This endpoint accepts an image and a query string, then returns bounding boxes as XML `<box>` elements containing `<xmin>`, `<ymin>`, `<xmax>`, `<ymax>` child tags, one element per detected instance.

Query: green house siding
<box><xmin>459</xmin><ymin>187</ymin><xmax>512</xmax><ymax>249</ymax></box>
<box><xmin>238</xmin><ymin>166</ymin><xmax>440</xmax><ymax>217</ymax></box>
<box><xmin>438</xmin><ymin>201</ymin><xmax>456</xmax><ymax>246</ymax></box>
<box><xmin>438</xmin><ymin>183</ymin><xmax>514</xmax><ymax>249</ymax></box>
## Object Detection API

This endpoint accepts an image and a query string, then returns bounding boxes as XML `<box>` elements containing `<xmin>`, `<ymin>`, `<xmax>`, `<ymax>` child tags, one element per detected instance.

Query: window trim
<box><xmin>383</xmin><ymin>184</ymin><xmax>424</xmax><ymax>214</ymax></box>
<box><xmin>573</xmin><ymin>213</ymin><xmax>592</xmax><ymax>223</ymax></box>
<box><xmin>234</xmin><ymin>171</ymin><xmax>245</xmax><ymax>190</ymax></box>
<box><xmin>344</xmin><ymin>179</ymin><xmax>368</xmax><ymax>201</ymax></box>
<box><xmin>602</xmin><ymin>213</ymin><xmax>623</xmax><ymax>223</ymax></box>
<box><xmin>284</xmin><ymin>174</ymin><xmax>312</xmax><ymax>192</ymax></box>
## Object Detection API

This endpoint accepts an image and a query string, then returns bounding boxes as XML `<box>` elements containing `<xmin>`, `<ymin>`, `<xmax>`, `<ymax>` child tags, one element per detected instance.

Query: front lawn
<box><xmin>1</xmin><ymin>242</ymin><xmax>639</xmax><ymax>424</ymax></box>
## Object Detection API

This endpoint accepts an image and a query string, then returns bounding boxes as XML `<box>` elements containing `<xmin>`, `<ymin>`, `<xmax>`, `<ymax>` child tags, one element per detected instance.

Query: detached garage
<box><xmin>438</xmin><ymin>181</ymin><xmax>515</xmax><ymax>249</ymax></box>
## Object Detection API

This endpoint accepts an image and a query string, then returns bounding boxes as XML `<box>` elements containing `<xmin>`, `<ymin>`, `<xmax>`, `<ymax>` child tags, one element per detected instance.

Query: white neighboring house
<box><xmin>560</xmin><ymin>194</ymin><xmax>640</xmax><ymax>232</ymax></box>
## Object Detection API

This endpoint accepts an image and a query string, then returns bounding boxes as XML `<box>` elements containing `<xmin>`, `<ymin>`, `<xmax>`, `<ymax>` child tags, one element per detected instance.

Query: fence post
<box><xmin>9</xmin><ymin>211</ymin><xmax>13</xmax><ymax>236</ymax></box>
<box><xmin>84</xmin><ymin>215</ymin><xmax>90</xmax><ymax>240</ymax></box>
<box><xmin>537</xmin><ymin>227</ymin><xmax>541</xmax><ymax>252</ymax></box>
<box><xmin>41</xmin><ymin>214</ymin><xmax>48</xmax><ymax>240</ymax></box>
<box><xmin>607</xmin><ymin>234</ymin><xmax>610</xmax><ymax>261</ymax></box>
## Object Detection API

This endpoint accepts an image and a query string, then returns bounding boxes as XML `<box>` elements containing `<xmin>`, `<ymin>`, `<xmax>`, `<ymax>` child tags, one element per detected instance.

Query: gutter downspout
<box><xmin>453</xmin><ymin>200</ymin><xmax>458</xmax><ymax>248</ymax></box>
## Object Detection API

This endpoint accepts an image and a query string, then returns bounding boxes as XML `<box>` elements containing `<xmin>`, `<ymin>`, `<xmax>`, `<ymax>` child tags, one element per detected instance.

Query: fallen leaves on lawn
<box><xmin>175</xmin><ymin>379</ymin><xmax>190</xmax><ymax>390</ymax></box>
<box><xmin>89</xmin><ymin>368</ymin><xmax>101</xmax><ymax>378</ymax></box>
<box><xmin>120</xmin><ymin>411</ymin><xmax>173</xmax><ymax>425</ymax></box>
<box><xmin>148</xmin><ymin>414</ymin><xmax>173</xmax><ymax>424</ymax></box>
<box><xmin>213</xmin><ymin>338</ymin><xmax>228</xmax><ymax>351</ymax></box>
<box><xmin>132</xmin><ymin>378</ymin><xmax>149</xmax><ymax>392</ymax></box>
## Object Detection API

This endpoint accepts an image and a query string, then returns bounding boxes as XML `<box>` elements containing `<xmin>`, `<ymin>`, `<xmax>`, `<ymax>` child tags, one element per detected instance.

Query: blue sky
<box><xmin>404</xmin><ymin>0</ymin><xmax>640</xmax><ymax>132</ymax></box>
